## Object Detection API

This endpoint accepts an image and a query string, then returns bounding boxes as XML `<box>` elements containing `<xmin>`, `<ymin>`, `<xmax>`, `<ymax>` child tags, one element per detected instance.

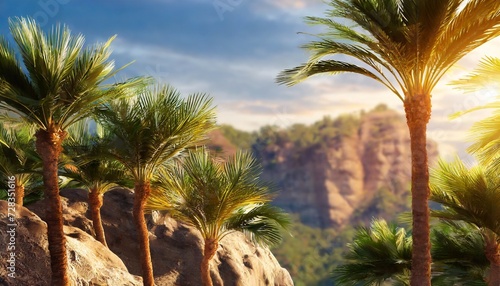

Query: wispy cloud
<box><xmin>2</xmin><ymin>0</ymin><xmax>500</xmax><ymax>159</ymax></box>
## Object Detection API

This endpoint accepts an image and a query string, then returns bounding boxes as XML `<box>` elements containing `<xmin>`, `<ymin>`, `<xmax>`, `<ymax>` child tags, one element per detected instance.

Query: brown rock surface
<box><xmin>257</xmin><ymin>109</ymin><xmax>439</xmax><ymax>228</ymax></box>
<box><xmin>0</xmin><ymin>200</ymin><xmax>142</xmax><ymax>286</ymax></box>
<box><xmin>207</xmin><ymin>129</ymin><xmax>238</xmax><ymax>159</ymax></box>
<box><xmin>24</xmin><ymin>188</ymin><xmax>293</xmax><ymax>286</ymax></box>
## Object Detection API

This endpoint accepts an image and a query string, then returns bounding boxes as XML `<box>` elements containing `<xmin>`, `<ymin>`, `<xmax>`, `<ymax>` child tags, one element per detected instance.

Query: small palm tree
<box><xmin>61</xmin><ymin>123</ymin><xmax>130</xmax><ymax>247</ymax></box>
<box><xmin>431</xmin><ymin>221</ymin><xmax>489</xmax><ymax>286</ymax></box>
<box><xmin>99</xmin><ymin>85</ymin><xmax>216</xmax><ymax>286</ymax></box>
<box><xmin>147</xmin><ymin>148</ymin><xmax>290</xmax><ymax>286</ymax></box>
<box><xmin>430</xmin><ymin>158</ymin><xmax>500</xmax><ymax>285</ymax></box>
<box><xmin>452</xmin><ymin>57</ymin><xmax>500</xmax><ymax>167</ymax></box>
<box><xmin>0</xmin><ymin>122</ymin><xmax>41</xmax><ymax>205</ymax></box>
<box><xmin>332</xmin><ymin>219</ymin><xmax>488</xmax><ymax>285</ymax></box>
<box><xmin>332</xmin><ymin>219</ymin><xmax>412</xmax><ymax>286</ymax></box>
<box><xmin>0</xmin><ymin>18</ymin><xmax>142</xmax><ymax>285</ymax></box>
<box><xmin>277</xmin><ymin>2</ymin><xmax>500</xmax><ymax>283</ymax></box>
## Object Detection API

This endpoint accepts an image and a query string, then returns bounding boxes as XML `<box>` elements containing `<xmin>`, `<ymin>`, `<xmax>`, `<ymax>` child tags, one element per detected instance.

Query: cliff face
<box><xmin>17</xmin><ymin>189</ymin><xmax>293</xmax><ymax>286</ymax></box>
<box><xmin>252</xmin><ymin>109</ymin><xmax>438</xmax><ymax>228</ymax></box>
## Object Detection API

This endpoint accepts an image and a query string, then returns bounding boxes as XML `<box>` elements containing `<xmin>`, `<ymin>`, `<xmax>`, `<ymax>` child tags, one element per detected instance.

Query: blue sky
<box><xmin>2</xmin><ymin>0</ymin><xmax>499</xmax><ymax>159</ymax></box>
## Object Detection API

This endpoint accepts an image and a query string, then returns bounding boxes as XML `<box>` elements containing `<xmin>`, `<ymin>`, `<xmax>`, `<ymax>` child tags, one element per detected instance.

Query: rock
<box><xmin>255</xmin><ymin>108</ymin><xmax>439</xmax><ymax>228</ymax></box>
<box><xmin>26</xmin><ymin>188</ymin><xmax>293</xmax><ymax>286</ymax></box>
<box><xmin>0</xmin><ymin>200</ymin><xmax>142</xmax><ymax>286</ymax></box>
<box><xmin>208</xmin><ymin>129</ymin><xmax>238</xmax><ymax>159</ymax></box>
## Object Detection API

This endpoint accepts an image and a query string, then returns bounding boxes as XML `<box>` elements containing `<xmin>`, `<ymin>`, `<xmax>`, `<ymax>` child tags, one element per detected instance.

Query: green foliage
<box><xmin>0</xmin><ymin>122</ymin><xmax>43</xmax><ymax>202</ymax></box>
<box><xmin>331</xmin><ymin>219</ymin><xmax>490</xmax><ymax>286</ymax></box>
<box><xmin>218</xmin><ymin>124</ymin><xmax>257</xmax><ymax>150</ymax></box>
<box><xmin>311</xmin><ymin>115</ymin><xmax>360</xmax><ymax>146</ymax></box>
<box><xmin>98</xmin><ymin>84</ymin><xmax>217</xmax><ymax>182</ymax></box>
<box><xmin>251</xmin><ymin>113</ymin><xmax>362</xmax><ymax>160</ymax></box>
<box><xmin>332</xmin><ymin>219</ymin><xmax>412</xmax><ymax>286</ymax></box>
<box><xmin>0</xmin><ymin>188</ymin><xmax>43</xmax><ymax>205</ymax></box>
<box><xmin>352</xmin><ymin>185</ymin><xmax>411</xmax><ymax>225</ymax></box>
<box><xmin>430</xmin><ymin>158</ymin><xmax>500</xmax><ymax>236</ymax></box>
<box><xmin>372</xmin><ymin>104</ymin><xmax>390</xmax><ymax>112</ymax></box>
<box><xmin>147</xmin><ymin>148</ymin><xmax>290</xmax><ymax>246</ymax></box>
<box><xmin>271</xmin><ymin>216</ymin><xmax>356</xmax><ymax>286</ymax></box>
<box><xmin>0</xmin><ymin>17</ymin><xmax>145</xmax><ymax>131</ymax></box>
<box><xmin>61</xmin><ymin>121</ymin><xmax>133</xmax><ymax>193</ymax></box>
<box><xmin>452</xmin><ymin>58</ymin><xmax>500</xmax><ymax>168</ymax></box>
<box><xmin>431</xmin><ymin>221</ymin><xmax>488</xmax><ymax>286</ymax></box>
<box><xmin>218</xmin><ymin>106</ymin><xmax>393</xmax><ymax>162</ymax></box>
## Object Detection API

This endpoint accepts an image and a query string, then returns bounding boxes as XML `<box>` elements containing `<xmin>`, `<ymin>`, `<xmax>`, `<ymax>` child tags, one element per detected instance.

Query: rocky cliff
<box><xmin>0</xmin><ymin>189</ymin><xmax>293</xmax><ymax>286</ymax></box>
<box><xmin>218</xmin><ymin>106</ymin><xmax>439</xmax><ymax>228</ymax></box>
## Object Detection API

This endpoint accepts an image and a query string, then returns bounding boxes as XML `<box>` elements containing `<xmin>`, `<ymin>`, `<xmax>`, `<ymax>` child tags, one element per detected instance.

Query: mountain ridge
<box><xmin>211</xmin><ymin>104</ymin><xmax>439</xmax><ymax>228</ymax></box>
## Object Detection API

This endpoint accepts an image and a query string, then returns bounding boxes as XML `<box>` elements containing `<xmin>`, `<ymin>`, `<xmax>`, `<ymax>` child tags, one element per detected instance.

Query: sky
<box><xmin>1</xmin><ymin>0</ymin><xmax>499</xmax><ymax>160</ymax></box>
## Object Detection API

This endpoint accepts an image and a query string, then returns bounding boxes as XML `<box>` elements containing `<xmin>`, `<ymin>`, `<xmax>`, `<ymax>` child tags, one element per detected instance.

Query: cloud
<box><xmin>3</xmin><ymin>0</ymin><xmax>499</xmax><ymax>160</ymax></box>
<box><xmin>262</xmin><ymin>0</ymin><xmax>322</xmax><ymax>9</ymax></box>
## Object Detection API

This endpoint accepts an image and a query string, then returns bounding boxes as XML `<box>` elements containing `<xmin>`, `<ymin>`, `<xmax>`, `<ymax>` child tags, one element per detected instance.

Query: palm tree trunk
<box><xmin>201</xmin><ymin>238</ymin><xmax>218</xmax><ymax>286</ymax></box>
<box><xmin>35</xmin><ymin>128</ymin><xmax>69</xmax><ymax>286</ymax></box>
<box><xmin>133</xmin><ymin>182</ymin><xmax>155</xmax><ymax>286</ymax></box>
<box><xmin>485</xmin><ymin>234</ymin><xmax>500</xmax><ymax>286</ymax></box>
<box><xmin>88</xmin><ymin>189</ymin><xmax>107</xmax><ymax>247</ymax></box>
<box><xmin>14</xmin><ymin>183</ymin><xmax>24</xmax><ymax>206</ymax></box>
<box><xmin>404</xmin><ymin>94</ymin><xmax>432</xmax><ymax>286</ymax></box>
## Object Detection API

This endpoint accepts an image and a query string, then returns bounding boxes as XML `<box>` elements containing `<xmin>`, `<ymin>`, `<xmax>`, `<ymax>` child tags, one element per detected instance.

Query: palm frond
<box><xmin>0</xmin><ymin>122</ymin><xmax>42</xmax><ymax>194</ymax></box>
<box><xmin>430</xmin><ymin>158</ymin><xmax>500</xmax><ymax>236</ymax></box>
<box><xmin>99</xmin><ymin>83</ymin><xmax>216</xmax><ymax>181</ymax></box>
<box><xmin>147</xmin><ymin>148</ymin><xmax>289</xmax><ymax>246</ymax></box>
<box><xmin>278</xmin><ymin>0</ymin><xmax>500</xmax><ymax>101</ymax></box>
<box><xmin>223</xmin><ymin>203</ymin><xmax>291</xmax><ymax>247</ymax></box>
<box><xmin>431</xmin><ymin>221</ymin><xmax>488</xmax><ymax>285</ymax></box>
<box><xmin>332</xmin><ymin>219</ymin><xmax>412</xmax><ymax>286</ymax></box>
<box><xmin>0</xmin><ymin>17</ymin><xmax>147</xmax><ymax>131</ymax></box>
<box><xmin>451</xmin><ymin>57</ymin><xmax>500</xmax><ymax>92</ymax></box>
<box><xmin>60</xmin><ymin>119</ymin><xmax>131</xmax><ymax>193</ymax></box>
<box><xmin>451</xmin><ymin>57</ymin><xmax>500</xmax><ymax>165</ymax></box>
<box><xmin>277</xmin><ymin>60</ymin><xmax>389</xmax><ymax>88</ymax></box>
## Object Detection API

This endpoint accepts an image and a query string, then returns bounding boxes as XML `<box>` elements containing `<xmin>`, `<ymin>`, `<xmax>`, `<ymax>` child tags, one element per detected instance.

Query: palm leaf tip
<box><xmin>276</xmin><ymin>66</ymin><xmax>305</xmax><ymax>86</ymax></box>
<box><xmin>227</xmin><ymin>204</ymin><xmax>291</xmax><ymax>247</ymax></box>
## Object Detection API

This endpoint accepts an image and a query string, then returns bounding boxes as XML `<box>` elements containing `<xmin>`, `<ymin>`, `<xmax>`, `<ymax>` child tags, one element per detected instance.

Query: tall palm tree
<box><xmin>430</xmin><ymin>158</ymin><xmax>500</xmax><ymax>285</ymax></box>
<box><xmin>146</xmin><ymin>148</ymin><xmax>290</xmax><ymax>286</ymax></box>
<box><xmin>0</xmin><ymin>18</ymin><xmax>142</xmax><ymax>285</ymax></box>
<box><xmin>452</xmin><ymin>57</ymin><xmax>500</xmax><ymax>167</ymax></box>
<box><xmin>276</xmin><ymin>1</ymin><xmax>500</xmax><ymax>283</ymax></box>
<box><xmin>0</xmin><ymin>123</ymin><xmax>41</xmax><ymax>206</ymax></box>
<box><xmin>332</xmin><ymin>219</ymin><xmax>412</xmax><ymax>286</ymax></box>
<box><xmin>99</xmin><ymin>85</ymin><xmax>216</xmax><ymax>286</ymax></box>
<box><xmin>61</xmin><ymin>123</ymin><xmax>131</xmax><ymax>247</ymax></box>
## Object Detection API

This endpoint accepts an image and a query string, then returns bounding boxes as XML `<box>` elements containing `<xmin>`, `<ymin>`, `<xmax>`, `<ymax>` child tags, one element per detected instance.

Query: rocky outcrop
<box><xmin>255</xmin><ymin>109</ymin><xmax>439</xmax><ymax>228</ymax></box>
<box><xmin>0</xmin><ymin>200</ymin><xmax>142</xmax><ymax>286</ymax></box>
<box><xmin>22</xmin><ymin>188</ymin><xmax>293</xmax><ymax>286</ymax></box>
<box><xmin>208</xmin><ymin>129</ymin><xmax>238</xmax><ymax>159</ymax></box>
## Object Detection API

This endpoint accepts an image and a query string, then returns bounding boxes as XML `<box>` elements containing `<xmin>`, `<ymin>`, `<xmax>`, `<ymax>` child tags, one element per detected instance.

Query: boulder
<box><xmin>24</xmin><ymin>188</ymin><xmax>293</xmax><ymax>286</ymax></box>
<box><xmin>0</xmin><ymin>200</ymin><xmax>142</xmax><ymax>286</ymax></box>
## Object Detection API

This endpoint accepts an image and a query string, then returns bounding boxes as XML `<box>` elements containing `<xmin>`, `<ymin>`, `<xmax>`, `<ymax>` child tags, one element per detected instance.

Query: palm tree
<box><xmin>452</xmin><ymin>57</ymin><xmax>500</xmax><ymax>166</ymax></box>
<box><xmin>0</xmin><ymin>18</ymin><xmax>142</xmax><ymax>285</ymax></box>
<box><xmin>0</xmin><ymin>123</ymin><xmax>41</xmax><ymax>206</ymax></box>
<box><xmin>99</xmin><ymin>85</ymin><xmax>216</xmax><ymax>286</ymax></box>
<box><xmin>61</xmin><ymin>123</ymin><xmax>131</xmax><ymax>247</ymax></box>
<box><xmin>332</xmin><ymin>219</ymin><xmax>488</xmax><ymax>285</ymax></box>
<box><xmin>332</xmin><ymin>219</ymin><xmax>412</xmax><ymax>286</ymax></box>
<box><xmin>431</xmin><ymin>221</ymin><xmax>489</xmax><ymax>286</ymax></box>
<box><xmin>430</xmin><ymin>158</ymin><xmax>500</xmax><ymax>285</ymax></box>
<box><xmin>146</xmin><ymin>148</ymin><xmax>290</xmax><ymax>286</ymax></box>
<box><xmin>276</xmin><ymin>1</ymin><xmax>500</xmax><ymax>283</ymax></box>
